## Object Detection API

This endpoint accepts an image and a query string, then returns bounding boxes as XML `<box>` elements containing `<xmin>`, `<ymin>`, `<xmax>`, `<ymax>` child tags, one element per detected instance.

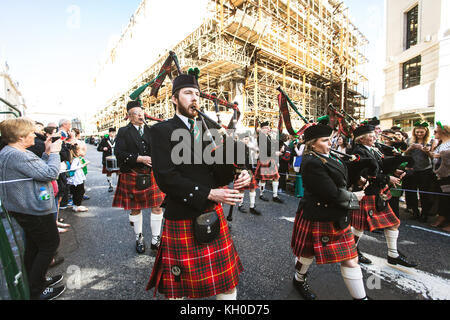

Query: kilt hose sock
<box><xmin>351</xmin><ymin>227</ymin><xmax>364</xmax><ymax>246</ymax></box>
<box><xmin>216</xmin><ymin>288</ymin><xmax>237</xmax><ymax>300</ymax></box>
<box><xmin>384</xmin><ymin>229</ymin><xmax>400</xmax><ymax>258</ymax></box>
<box><xmin>259</xmin><ymin>181</ymin><xmax>266</xmax><ymax>194</ymax></box>
<box><xmin>272</xmin><ymin>181</ymin><xmax>279</xmax><ymax>197</ymax></box>
<box><xmin>340</xmin><ymin>265</ymin><xmax>367</xmax><ymax>300</ymax></box>
<box><xmin>150</xmin><ymin>212</ymin><xmax>163</xmax><ymax>245</ymax></box>
<box><xmin>129</xmin><ymin>213</ymin><xmax>143</xmax><ymax>239</ymax></box>
<box><xmin>249</xmin><ymin>191</ymin><xmax>256</xmax><ymax>208</ymax></box>
<box><xmin>294</xmin><ymin>256</ymin><xmax>314</xmax><ymax>282</ymax></box>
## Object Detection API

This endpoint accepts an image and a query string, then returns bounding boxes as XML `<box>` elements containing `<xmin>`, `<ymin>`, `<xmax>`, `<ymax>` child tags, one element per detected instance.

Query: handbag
<box><xmin>336</xmin><ymin>188</ymin><xmax>360</xmax><ymax>210</ymax></box>
<box><xmin>193</xmin><ymin>211</ymin><xmax>220</xmax><ymax>244</ymax></box>
<box><xmin>293</xmin><ymin>156</ymin><xmax>302</xmax><ymax>173</ymax></box>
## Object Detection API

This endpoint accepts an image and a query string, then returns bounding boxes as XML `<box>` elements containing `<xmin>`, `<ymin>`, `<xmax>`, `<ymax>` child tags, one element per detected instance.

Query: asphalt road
<box><xmin>53</xmin><ymin>144</ymin><xmax>450</xmax><ymax>300</ymax></box>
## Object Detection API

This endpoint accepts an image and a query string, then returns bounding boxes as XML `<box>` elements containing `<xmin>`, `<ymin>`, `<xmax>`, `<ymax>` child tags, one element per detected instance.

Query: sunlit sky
<box><xmin>0</xmin><ymin>0</ymin><xmax>385</xmax><ymax>124</ymax></box>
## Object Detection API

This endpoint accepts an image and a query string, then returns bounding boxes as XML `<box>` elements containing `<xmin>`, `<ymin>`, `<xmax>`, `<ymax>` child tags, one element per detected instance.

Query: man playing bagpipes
<box><xmin>97</xmin><ymin>127</ymin><xmax>118</xmax><ymax>192</ymax></box>
<box><xmin>254</xmin><ymin>120</ymin><xmax>284</xmax><ymax>203</ymax></box>
<box><xmin>112</xmin><ymin>100</ymin><xmax>165</xmax><ymax>254</ymax></box>
<box><xmin>348</xmin><ymin>123</ymin><xmax>418</xmax><ymax>268</ymax></box>
<box><xmin>146</xmin><ymin>69</ymin><xmax>252</xmax><ymax>300</ymax></box>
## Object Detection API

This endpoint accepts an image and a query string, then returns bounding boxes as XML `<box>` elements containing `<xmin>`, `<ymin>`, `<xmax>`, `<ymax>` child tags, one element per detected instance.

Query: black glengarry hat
<box><xmin>172</xmin><ymin>69</ymin><xmax>200</xmax><ymax>95</ymax></box>
<box><xmin>126</xmin><ymin>100</ymin><xmax>142</xmax><ymax>112</ymax></box>
<box><xmin>353</xmin><ymin>124</ymin><xmax>375</xmax><ymax>138</ymax></box>
<box><xmin>368</xmin><ymin>117</ymin><xmax>380</xmax><ymax>126</ymax></box>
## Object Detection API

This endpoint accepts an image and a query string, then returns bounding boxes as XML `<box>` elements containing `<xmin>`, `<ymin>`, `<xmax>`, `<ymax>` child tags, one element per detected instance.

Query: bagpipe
<box><xmin>327</xmin><ymin>103</ymin><xmax>357</xmax><ymax>138</ymax></box>
<box><xmin>129</xmin><ymin>51</ymin><xmax>249</xmax><ymax>222</ymax></box>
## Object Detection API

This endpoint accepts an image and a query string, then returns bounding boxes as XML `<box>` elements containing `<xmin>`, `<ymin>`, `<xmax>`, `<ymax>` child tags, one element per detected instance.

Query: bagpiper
<box><xmin>112</xmin><ymin>100</ymin><xmax>165</xmax><ymax>254</ymax></box>
<box><xmin>290</xmin><ymin>117</ymin><xmax>369</xmax><ymax>300</ymax></box>
<box><xmin>97</xmin><ymin>128</ymin><xmax>119</xmax><ymax>192</ymax></box>
<box><xmin>237</xmin><ymin>132</ymin><xmax>261</xmax><ymax>216</ymax></box>
<box><xmin>349</xmin><ymin>123</ymin><xmax>417</xmax><ymax>268</ymax></box>
<box><xmin>254</xmin><ymin>121</ymin><xmax>284</xmax><ymax>203</ymax></box>
<box><xmin>146</xmin><ymin>72</ymin><xmax>251</xmax><ymax>300</ymax></box>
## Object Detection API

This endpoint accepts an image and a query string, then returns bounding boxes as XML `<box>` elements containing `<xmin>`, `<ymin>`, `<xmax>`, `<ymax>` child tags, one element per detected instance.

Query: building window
<box><xmin>406</xmin><ymin>5</ymin><xmax>418</xmax><ymax>49</ymax></box>
<box><xmin>402</xmin><ymin>56</ymin><xmax>421</xmax><ymax>89</ymax></box>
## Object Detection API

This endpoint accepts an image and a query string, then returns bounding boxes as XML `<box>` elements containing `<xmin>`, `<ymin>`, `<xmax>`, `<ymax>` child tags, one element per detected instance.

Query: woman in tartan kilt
<box><xmin>290</xmin><ymin>117</ymin><xmax>369</xmax><ymax>300</ymax></box>
<box><xmin>349</xmin><ymin>124</ymin><xmax>417</xmax><ymax>268</ymax></box>
<box><xmin>146</xmin><ymin>73</ymin><xmax>251</xmax><ymax>300</ymax></box>
<box><xmin>254</xmin><ymin>121</ymin><xmax>284</xmax><ymax>203</ymax></box>
<box><xmin>112</xmin><ymin>100</ymin><xmax>165</xmax><ymax>254</ymax></box>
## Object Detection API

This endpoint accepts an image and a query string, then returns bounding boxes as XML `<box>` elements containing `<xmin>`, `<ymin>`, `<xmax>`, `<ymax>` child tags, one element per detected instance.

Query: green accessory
<box><xmin>317</xmin><ymin>115</ymin><xmax>330</xmax><ymax>125</ymax></box>
<box><xmin>104</xmin><ymin>134</ymin><xmax>109</xmax><ymax>138</ymax></box>
<box><xmin>361</xmin><ymin>120</ymin><xmax>369</xmax><ymax>125</ymax></box>
<box><xmin>399</xmin><ymin>162</ymin><xmax>408</xmax><ymax>170</ymax></box>
<box><xmin>414</xmin><ymin>121</ymin><xmax>429</xmax><ymax>128</ymax></box>
<box><xmin>187</xmin><ymin>67</ymin><xmax>200</xmax><ymax>80</ymax></box>
<box><xmin>437</xmin><ymin>121</ymin><xmax>444</xmax><ymax>130</ymax></box>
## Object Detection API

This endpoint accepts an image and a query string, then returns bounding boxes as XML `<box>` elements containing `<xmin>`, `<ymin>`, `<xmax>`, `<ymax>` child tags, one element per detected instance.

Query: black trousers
<box><xmin>278</xmin><ymin>160</ymin><xmax>289</xmax><ymax>191</ymax></box>
<box><xmin>403</xmin><ymin>169</ymin><xmax>434</xmax><ymax>216</ymax></box>
<box><xmin>11</xmin><ymin>212</ymin><xmax>60</xmax><ymax>298</ymax></box>
<box><xmin>70</xmin><ymin>183</ymin><xmax>85</xmax><ymax>206</ymax></box>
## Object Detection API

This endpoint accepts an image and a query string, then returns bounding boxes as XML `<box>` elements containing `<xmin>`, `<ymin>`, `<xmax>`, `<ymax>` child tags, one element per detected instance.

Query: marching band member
<box><xmin>290</xmin><ymin>118</ymin><xmax>369</xmax><ymax>300</ymax></box>
<box><xmin>146</xmin><ymin>73</ymin><xmax>251</xmax><ymax>300</ymax></box>
<box><xmin>97</xmin><ymin>128</ymin><xmax>118</xmax><ymax>192</ymax></box>
<box><xmin>112</xmin><ymin>101</ymin><xmax>165</xmax><ymax>254</ymax></box>
<box><xmin>349</xmin><ymin>123</ymin><xmax>417</xmax><ymax>268</ymax></box>
<box><xmin>255</xmin><ymin>121</ymin><xmax>284</xmax><ymax>203</ymax></box>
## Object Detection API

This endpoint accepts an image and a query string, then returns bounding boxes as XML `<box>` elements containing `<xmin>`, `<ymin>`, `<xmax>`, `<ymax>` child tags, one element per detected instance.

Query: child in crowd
<box><xmin>67</xmin><ymin>144</ymin><xmax>89</xmax><ymax>212</ymax></box>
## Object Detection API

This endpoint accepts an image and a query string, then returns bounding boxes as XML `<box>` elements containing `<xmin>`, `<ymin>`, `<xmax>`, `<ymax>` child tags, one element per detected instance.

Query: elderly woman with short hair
<box><xmin>0</xmin><ymin>118</ymin><xmax>65</xmax><ymax>300</ymax></box>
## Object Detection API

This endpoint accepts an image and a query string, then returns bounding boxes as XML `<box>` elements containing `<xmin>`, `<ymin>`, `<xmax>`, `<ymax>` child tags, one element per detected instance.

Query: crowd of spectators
<box><xmin>0</xmin><ymin>117</ymin><xmax>90</xmax><ymax>300</ymax></box>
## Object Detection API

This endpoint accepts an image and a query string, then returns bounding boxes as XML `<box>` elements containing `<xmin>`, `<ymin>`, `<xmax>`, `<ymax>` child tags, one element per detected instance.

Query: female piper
<box><xmin>290</xmin><ymin>117</ymin><xmax>368</xmax><ymax>300</ymax></box>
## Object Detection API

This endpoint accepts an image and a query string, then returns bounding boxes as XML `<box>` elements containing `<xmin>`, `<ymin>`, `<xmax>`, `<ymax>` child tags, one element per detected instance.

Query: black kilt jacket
<box><xmin>97</xmin><ymin>136</ymin><xmax>115</xmax><ymax>166</ymax></box>
<box><xmin>350</xmin><ymin>144</ymin><xmax>390</xmax><ymax>195</ymax></box>
<box><xmin>114</xmin><ymin>123</ymin><xmax>152</xmax><ymax>173</ymax></box>
<box><xmin>299</xmin><ymin>153</ymin><xmax>350</xmax><ymax>222</ymax></box>
<box><xmin>149</xmin><ymin>115</ymin><xmax>236</xmax><ymax>221</ymax></box>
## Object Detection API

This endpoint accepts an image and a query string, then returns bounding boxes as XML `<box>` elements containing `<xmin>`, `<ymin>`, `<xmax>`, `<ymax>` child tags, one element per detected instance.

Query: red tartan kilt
<box><xmin>102</xmin><ymin>165</ymin><xmax>119</xmax><ymax>177</ymax></box>
<box><xmin>238</xmin><ymin>174</ymin><xmax>259</xmax><ymax>191</ymax></box>
<box><xmin>146</xmin><ymin>205</ymin><xmax>243</xmax><ymax>299</ymax></box>
<box><xmin>350</xmin><ymin>195</ymin><xmax>400</xmax><ymax>232</ymax></box>
<box><xmin>291</xmin><ymin>210</ymin><xmax>357</xmax><ymax>265</ymax></box>
<box><xmin>112</xmin><ymin>169</ymin><xmax>165</xmax><ymax>210</ymax></box>
<box><xmin>255</xmin><ymin>159</ymin><xmax>280</xmax><ymax>181</ymax></box>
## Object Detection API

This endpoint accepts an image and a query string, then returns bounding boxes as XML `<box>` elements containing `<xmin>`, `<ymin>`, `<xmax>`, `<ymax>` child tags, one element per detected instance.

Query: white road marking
<box><xmin>407</xmin><ymin>225</ymin><xmax>450</xmax><ymax>238</ymax></box>
<box><xmin>280</xmin><ymin>217</ymin><xmax>295</xmax><ymax>223</ymax></box>
<box><xmin>361</xmin><ymin>254</ymin><xmax>450</xmax><ymax>300</ymax></box>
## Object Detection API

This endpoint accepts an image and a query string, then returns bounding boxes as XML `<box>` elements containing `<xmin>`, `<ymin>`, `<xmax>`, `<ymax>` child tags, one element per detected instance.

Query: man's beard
<box><xmin>176</xmin><ymin>99</ymin><xmax>198</xmax><ymax>119</ymax></box>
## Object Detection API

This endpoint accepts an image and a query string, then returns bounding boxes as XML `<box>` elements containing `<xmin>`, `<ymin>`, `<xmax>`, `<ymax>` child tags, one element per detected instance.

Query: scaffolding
<box><xmin>95</xmin><ymin>0</ymin><xmax>368</xmax><ymax>133</ymax></box>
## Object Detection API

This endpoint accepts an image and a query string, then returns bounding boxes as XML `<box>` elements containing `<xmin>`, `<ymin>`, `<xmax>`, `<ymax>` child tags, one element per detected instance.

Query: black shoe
<box><xmin>108</xmin><ymin>185</ymin><xmax>114</xmax><ymax>192</ymax></box>
<box><xmin>292</xmin><ymin>277</ymin><xmax>317</xmax><ymax>300</ymax></box>
<box><xmin>38</xmin><ymin>286</ymin><xmax>66</xmax><ymax>300</ymax></box>
<box><xmin>410</xmin><ymin>209</ymin><xmax>420</xmax><ymax>220</ymax></box>
<box><xmin>387</xmin><ymin>254</ymin><xmax>418</xmax><ymax>268</ymax></box>
<box><xmin>353</xmin><ymin>296</ymin><xmax>372</xmax><ymax>300</ymax></box>
<box><xmin>44</xmin><ymin>275</ymin><xmax>64</xmax><ymax>288</ymax></box>
<box><xmin>371</xmin><ymin>229</ymin><xmax>383</xmax><ymax>234</ymax></box>
<box><xmin>136</xmin><ymin>234</ymin><xmax>146</xmax><ymax>254</ymax></box>
<box><xmin>250</xmin><ymin>207</ymin><xmax>262</xmax><ymax>216</ymax></box>
<box><xmin>273</xmin><ymin>196</ymin><xmax>284</xmax><ymax>204</ymax></box>
<box><xmin>357</xmin><ymin>249</ymin><xmax>372</xmax><ymax>265</ymax></box>
<box><xmin>238</xmin><ymin>205</ymin><xmax>248</xmax><ymax>213</ymax></box>
<box><xmin>150</xmin><ymin>236</ymin><xmax>161</xmax><ymax>251</ymax></box>
<box><xmin>259</xmin><ymin>195</ymin><xmax>269</xmax><ymax>202</ymax></box>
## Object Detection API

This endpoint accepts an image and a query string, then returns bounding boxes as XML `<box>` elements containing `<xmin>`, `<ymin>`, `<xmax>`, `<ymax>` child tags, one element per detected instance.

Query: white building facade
<box><xmin>381</xmin><ymin>0</ymin><xmax>450</xmax><ymax>132</ymax></box>
<box><xmin>0</xmin><ymin>59</ymin><xmax>27</xmax><ymax>120</ymax></box>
